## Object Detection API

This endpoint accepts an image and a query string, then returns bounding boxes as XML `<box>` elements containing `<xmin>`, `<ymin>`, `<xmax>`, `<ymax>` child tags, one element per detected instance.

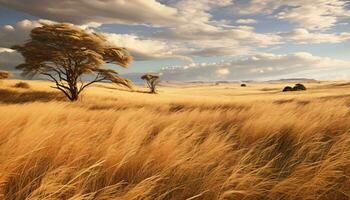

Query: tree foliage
<box><xmin>141</xmin><ymin>74</ymin><xmax>160</xmax><ymax>93</ymax></box>
<box><xmin>12</xmin><ymin>23</ymin><xmax>133</xmax><ymax>101</ymax></box>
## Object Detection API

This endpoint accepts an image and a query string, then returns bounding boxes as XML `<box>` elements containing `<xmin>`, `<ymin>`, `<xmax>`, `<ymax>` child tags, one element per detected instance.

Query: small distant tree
<box><xmin>12</xmin><ymin>23</ymin><xmax>133</xmax><ymax>101</ymax></box>
<box><xmin>0</xmin><ymin>71</ymin><xmax>11</xmax><ymax>80</ymax></box>
<box><xmin>141</xmin><ymin>74</ymin><xmax>160</xmax><ymax>93</ymax></box>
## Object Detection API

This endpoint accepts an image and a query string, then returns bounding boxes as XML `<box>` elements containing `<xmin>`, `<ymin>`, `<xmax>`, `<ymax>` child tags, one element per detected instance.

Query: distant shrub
<box><xmin>241</xmin><ymin>84</ymin><xmax>247</xmax><ymax>87</ymax></box>
<box><xmin>283</xmin><ymin>86</ymin><xmax>294</xmax><ymax>92</ymax></box>
<box><xmin>283</xmin><ymin>84</ymin><xmax>306</xmax><ymax>92</ymax></box>
<box><xmin>293</xmin><ymin>83</ymin><xmax>306</xmax><ymax>91</ymax></box>
<box><xmin>14</xmin><ymin>82</ymin><xmax>30</xmax><ymax>89</ymax></box>
<box><xmin>0</xmin><ymin>70</ymin><xmax>11</xmax><ymax>79</ymax></box>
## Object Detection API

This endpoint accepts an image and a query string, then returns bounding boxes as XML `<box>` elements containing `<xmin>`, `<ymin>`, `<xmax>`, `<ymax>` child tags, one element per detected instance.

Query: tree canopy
<box><xmin>12</xmin><ymin>23</ymin><xmax>133</xmax><ymax>101</ymax></box>
<box><xmin>141</xmin><ymin>74</ymin><xmax>160</xmax><ymax>93</ymax></box>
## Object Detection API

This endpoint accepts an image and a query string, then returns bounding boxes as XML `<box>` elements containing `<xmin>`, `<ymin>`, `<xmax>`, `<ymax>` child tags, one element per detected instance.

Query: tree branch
<box><xmin>50</xmin><ymin>86</ymin><xmax>72</xmax><ymax>100</ymax></box>
<box><xmin>41</xmin><ymin>72</ymin><xmax>72</xmax><ymax>99</ymax></box>
<box><xmin>77</xmin><ymin>73</ymin><xmax>106</xmax><ymax>95</ymax></box>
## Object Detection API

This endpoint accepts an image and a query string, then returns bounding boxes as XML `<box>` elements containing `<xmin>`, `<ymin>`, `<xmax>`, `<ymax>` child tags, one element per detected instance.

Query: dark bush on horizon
<box><xmin>293</xmin><ymin>83</ymin><xmax>306</xmax><ymax>91</ymax></box>
<box><xmin>0</xmin><ymin>71</ymin><xmax>11</xmax><ymax>80</ymax></box>
<box><xmin>283</xmin><ymin>83</ymin><xmax>306</xmax><ymax>92</ymax></box>
<box><xmin>283</xmin><ymin>86</ymin><xmax>294</xmax><ymax>92</ymax></box>
<box><xmin>14</xmin><ymin>82</ymin><xmax>30</xmax><ymax>89</ymax></box>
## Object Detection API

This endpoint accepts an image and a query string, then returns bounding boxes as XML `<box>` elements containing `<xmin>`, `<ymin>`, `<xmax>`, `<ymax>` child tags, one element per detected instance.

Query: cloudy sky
<box><xmin>0</xmin><ymin>0</ymin><xmax>350</xmax><ymax>81</ymax></box>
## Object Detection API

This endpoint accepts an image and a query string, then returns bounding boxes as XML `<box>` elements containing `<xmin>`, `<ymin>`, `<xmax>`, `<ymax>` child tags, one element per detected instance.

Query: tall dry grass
<box><xmin>0</xmin><ymin>80</ymin><xmax>349</xmax><ymax>199</ymax></box>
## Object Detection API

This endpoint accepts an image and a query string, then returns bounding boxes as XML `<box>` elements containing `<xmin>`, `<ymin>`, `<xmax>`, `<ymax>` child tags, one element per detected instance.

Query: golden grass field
<box><xmin>0</xmin><ymin>79</ymin><xmax>350</xmax><ymax>200</ymax></box>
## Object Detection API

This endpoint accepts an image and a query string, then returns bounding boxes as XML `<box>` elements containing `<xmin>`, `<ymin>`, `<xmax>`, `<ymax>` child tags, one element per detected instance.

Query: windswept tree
<box><xmin>12</xmin><ymin>23</ymin><xmax>133</xmax><ymax>101</ymax></box>
<box><xmin>0</xmin><ymin>70</ymin><xmax>11</xmax><ymax>79</ymax></box>
<box><xmin>141</xmin><ymin>74</ymin><xmax>160</xmax><ymax>93</ymax></box>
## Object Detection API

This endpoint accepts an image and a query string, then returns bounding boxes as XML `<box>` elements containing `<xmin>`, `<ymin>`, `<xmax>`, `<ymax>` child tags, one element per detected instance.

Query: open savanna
<box><xmin>0</xmin><ymin>80</ymin><xmax>350</xmax><ymax>200</ymax></box>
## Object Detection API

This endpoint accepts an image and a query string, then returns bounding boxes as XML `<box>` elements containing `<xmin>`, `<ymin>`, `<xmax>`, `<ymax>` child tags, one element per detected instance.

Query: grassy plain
<box><xmin>0</xmin><ymin>79</ymin><xmax>349</xmax><ymax>199</ymax></box>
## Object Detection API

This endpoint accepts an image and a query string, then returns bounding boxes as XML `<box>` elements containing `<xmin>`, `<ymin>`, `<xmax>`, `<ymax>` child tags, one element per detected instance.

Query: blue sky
<box><xmin>0</xmin><ymin>0</ymin><xmax>350</xmax><ymax>81</ymax></box>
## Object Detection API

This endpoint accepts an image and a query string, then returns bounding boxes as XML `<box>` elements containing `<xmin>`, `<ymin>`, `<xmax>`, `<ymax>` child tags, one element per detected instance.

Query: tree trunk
<box><xmin>70</xmin><ymin>92</ymin><xmax>79</xmax><ymax>101</ymax></box>
<box><xmin>150</xmin><ymin>86</ymin><xmax>156</xmax><ymax>94</ymax></box>
<box><xmin>69</xmin><ymin>84</ymin><xmax>79</xmax><ymax>102</ymax></box>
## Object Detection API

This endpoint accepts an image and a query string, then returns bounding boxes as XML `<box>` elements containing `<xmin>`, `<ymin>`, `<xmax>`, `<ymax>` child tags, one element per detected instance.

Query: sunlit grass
<box><xmin>0</xmin><ymin>80</ymin><xmax>349</xmax><ymax>199</ymax></box>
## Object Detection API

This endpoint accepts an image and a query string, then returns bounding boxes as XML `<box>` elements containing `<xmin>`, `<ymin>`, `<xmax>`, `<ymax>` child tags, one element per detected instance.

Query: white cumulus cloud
<box><xmin>280</xmin><ymin>28</ymin><xmax>350</xmax><ymax>44</ymax></box>
<box><xmin>236</xmin><ymin>19</ymin><xmax>258</xmax><ymax>24</ymax></box>
<box><xmin>159</xmin><ymin>52</ymin><xmax>350</xmax><ymax>81</ymax></box>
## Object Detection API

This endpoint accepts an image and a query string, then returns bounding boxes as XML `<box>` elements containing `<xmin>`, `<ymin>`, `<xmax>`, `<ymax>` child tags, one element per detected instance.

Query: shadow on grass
<box><xmin>319</xmin><ymin>94</ymin><xmax>350</xmax><ymax>100</ymax></box>
<box><xmin>168</xmin><ymin>103</ymin><xmax>247</xmax><ymax>113</ymax></box>
<box><xmin>0</xmin><ymin>89</ymin><xmax>66</xmax><ymax>104</ymax></box>
<box><xmin>94</xmin><ymin>84</ymin><xmax>157</xmax><ymax>94</ymax></box>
